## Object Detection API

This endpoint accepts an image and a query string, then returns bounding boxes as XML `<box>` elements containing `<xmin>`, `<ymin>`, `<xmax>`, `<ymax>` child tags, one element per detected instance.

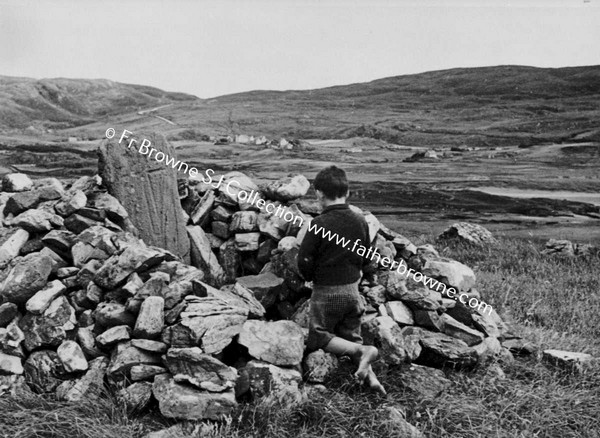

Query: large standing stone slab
<box><xmin>98</xmin><ymin>132</ymin><xmax>190</xmax><ymax>262</ymax></box>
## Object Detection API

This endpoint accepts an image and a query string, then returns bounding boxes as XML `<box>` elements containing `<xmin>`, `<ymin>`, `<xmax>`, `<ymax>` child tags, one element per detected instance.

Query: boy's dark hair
<box><xmin>313</xmin><ymin>165</ymin><xmax>349</xmax><ymax>199</ymax></box>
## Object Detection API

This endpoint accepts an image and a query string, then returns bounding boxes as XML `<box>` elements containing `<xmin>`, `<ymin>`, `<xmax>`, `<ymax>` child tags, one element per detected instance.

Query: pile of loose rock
<box><xmin>0</xmin><ymin>167</ymin><xmax>525</xmax><ymax>433</ymax></box>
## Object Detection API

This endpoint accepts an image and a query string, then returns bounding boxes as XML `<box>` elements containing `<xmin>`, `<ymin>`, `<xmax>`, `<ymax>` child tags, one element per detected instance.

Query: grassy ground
<box><xmin>1</xmin><ymin>236</ymin><xmax>599</xmax><ymax>438</ymax></box>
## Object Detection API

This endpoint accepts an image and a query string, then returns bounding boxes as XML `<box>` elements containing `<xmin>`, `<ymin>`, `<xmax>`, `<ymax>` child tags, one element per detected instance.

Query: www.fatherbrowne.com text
<box><xmin>105</xmin><ymin>127</ymin><xmax>493</xmax><ymax>315</ymax></box>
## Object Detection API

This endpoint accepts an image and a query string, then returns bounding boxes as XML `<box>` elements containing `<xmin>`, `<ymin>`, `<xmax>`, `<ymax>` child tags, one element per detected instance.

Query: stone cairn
<box><xmin>0</xmin><ymin>168</ymin><xmax>527</xmax><ymax>428</ymax></box>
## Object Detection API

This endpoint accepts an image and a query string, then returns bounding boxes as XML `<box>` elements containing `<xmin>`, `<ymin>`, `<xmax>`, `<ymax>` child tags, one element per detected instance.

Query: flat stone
<box><xmin>94</xmin><ymin>244</ymin><xmax>165</xmax><ymax>289</ymax></box>
<box><xmin>177</xmin><ymin>296</ymin><xmax>248</xmax><ymax>354</ymax></box>
<box><xmin>76</xmin><ymin>327</ymin><xmax>103</xmax><ymax>359</ymax></box>
<box><xmin>25</xmin><ymin>280</ymin><xmax>66</xmax><ymax>314</ymax></box>
<box><xmin>107</xmin><ymin>341</ymin><xmax>162</xmax><ymax>377</ymax></box>
<box><xmin>9</xmin><ymin>208</ymin><xmax>63</xmax><ymax>232</ymax></box>
<box><xmin>152</xmin><ymin>374</ymin><xmax>237</xmax><ymax>420</ymax></box>
<box><xmin>385</xmin><ymin>301</ymin><xmax>415</xmax><ymax>326</ymax></box>
<box><xmin>211</xmin><ymin>221</ymin><xmax>231</xmax><ymax>239</ymax></box>
<box><xmin>194</xmin><ymin>281</ymin><xmax>265</xmax><ymax>319</ymax></box>
<box><xmin>190</xmin><ymin>189</ymin><xmax>215</xmax><ymax>226</ymax></box>
<box><xmin>133</xmin><ymin>296</ymin><xmax>165</xmax><ymax>339</ymax></box>
<box><xmin>217</xmin><ymin>171</ymin><xmax>259</xmax><ymax>206</ymax></box>
<box><xmin>234</xmin><ymin>232</ymin><xmax>260</xmax><ymax>251</ymax></box>
<box><xmin>118</xmin><ymin>381</ymin><xmax>153</xmax><ymax>412</ymax></box>
<box><xmin>94</xmin><ymin>303</ymin><xmax>136</xmax><ymax>329</ymax></box>
<box><xmin>91</xmin><ymin>192</ymin><xmax>129</xmax><ymax>221</ymax></box>
<box><xmin>130</xmin><ymin>364</ymin><xmax>168</xmax><ymax>381</ymax></box>
<box><xmin>96</xmin><ymin>325</ymin><xmax>132</xmax><ymax>348</ymax></box>
<box><xmin>238</xmin><ymin>320</ymin><xmax>305</xmax><ymax>366</ymax></box>
<box><xmin>42</xmin><ymin>230</ymin><xmax>77</xmax><ymax>259</ymax></box>
<box><xmin>127</xmin><ymin>272</ymin><xmax>169</xmax><ymax>313</ymax></box>
<box><xmin>417</xmin><ymin>332</ymin><xmax>478</xmax><ymax>368</ymax></box>
<box><xmin>131</xmin><ymin>339</ymin><xmax>168</xmax><ymax>354</ymax></box>
<box><xmin>440</xmin><ymin>313</ymin><xmax>484</xmax><ymax>346</ymax></box>
<box><xmin>164</xmin><ymin>347</ymin><xmax>237</xmax><ymax>392</ymax></box>
<box><xmin>236</xmin><ymin>272</ymin><xmax>286</xmax><ymax>309</ymax></box>
<box><xmin>542</xmin><ymin>349</ymin><xmax>595</xmax><ymax>373</ymax></box>
<box><xmin>57</xmin><ymin>340</ymin><xmax>88</xmax><ymax>373</ymax></box>
<box><xmin>218</xmin><ymin>238</ymin><xmax>240</xmax><ymax>282</ymax></box>
<box><xmin>422</xmin><ymin>258</ymin><xmax>476</xmax><ymax>292</ymax></box>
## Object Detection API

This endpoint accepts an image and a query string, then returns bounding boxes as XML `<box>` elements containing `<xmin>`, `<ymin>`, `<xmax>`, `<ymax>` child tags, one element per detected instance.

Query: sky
<box><xmin>1</xmin><ymin>0</ymin><xmax>599</xmax><ymax>98</ymax></box>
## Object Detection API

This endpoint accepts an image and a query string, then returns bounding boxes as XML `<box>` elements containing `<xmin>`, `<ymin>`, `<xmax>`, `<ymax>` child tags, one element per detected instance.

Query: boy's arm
<box><xmin>297</xmin><ymin>220</ymin><xmax>320</xmax><ymax>282</ymax></box>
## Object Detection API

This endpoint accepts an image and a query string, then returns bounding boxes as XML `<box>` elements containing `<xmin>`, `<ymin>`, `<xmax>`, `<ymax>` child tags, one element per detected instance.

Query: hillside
<box><xmin>1</xmin><ymin>65</ymin><xmax>600</xmax><ymax>147</ymax></box>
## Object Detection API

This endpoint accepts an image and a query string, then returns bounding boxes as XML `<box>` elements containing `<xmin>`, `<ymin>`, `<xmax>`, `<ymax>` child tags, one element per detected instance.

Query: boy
<box><xmin>297</xmin><ymin>165</ymin><xmax>386</xmax><ymax>395</ymax></box>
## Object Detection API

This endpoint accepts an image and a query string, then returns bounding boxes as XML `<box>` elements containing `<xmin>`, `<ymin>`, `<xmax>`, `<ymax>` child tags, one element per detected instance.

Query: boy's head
<box><xmin>313</xmin><ymin>165</ymin><xmax>349</xmax><ymax>205</ymax></box>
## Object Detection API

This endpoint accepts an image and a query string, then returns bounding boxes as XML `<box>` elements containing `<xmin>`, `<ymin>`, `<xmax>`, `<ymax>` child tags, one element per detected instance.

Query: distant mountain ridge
<box><xmin>2</xmin><ymin>65</ymin><xmax>600</xmax><ymax>147</ymax></box>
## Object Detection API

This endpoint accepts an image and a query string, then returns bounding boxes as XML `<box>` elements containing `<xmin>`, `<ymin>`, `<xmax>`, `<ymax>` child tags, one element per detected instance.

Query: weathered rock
<box><xmin>57</xmin><ymin>340</ymin><xmax>88</xmax><ymax>373</ymax></box>
<box><xmin>218</xmin><ymin>238</ymin><xmax>240</xmax><ymax>282</ymax></box>
<box><xmin>268</xmin><ymin>247</ymin><xmax>304</xmax><ymax>295</ymax></box>
<box><xmin>417</xmin><ymin>332</ymin><xmax>478</xmax><ymax>368</ymax></box>
<box><xmin>0</xmin><ymin>375</ymin><xmax>32</xmax><ymax>397</ymax></box>
<box><xmin>413</xmin><ymin>310</ymin><xmax>445</xmax><ymax>332</ymax></box>
<box><xmin>236</xmin><ymin>272</ymin><xmax>286</xmax><ymax>309</ymax></box>
<box><xmin>211</xmin><ymin>221</ymin><xmax>231</xmax><ymax>239</ymax></box>
<box><xmin>217</xmin><ymin>171</ymin><xmax>259</xmax><ymax>206</ymax></box>
<box><xmin>20</xmin><ymin>296</ymin><xmax>77</xmax><ymax>351</ymax></box>
<box><xmin>0</xmin><ymin>303</ymin><xmax>19</xmax><ymax>328</ymax></box>
<box><xmin>130</xmin><ymin>364</ymin><xmax>168</xmax><ymax>381</ymax></box>
<box><xmin>440</xmin><ymin>313</ymin><xmax>484</xmax><ymax>346</ymax></box>
<box><xmin>2</xmin><ymin>173</ymin><xmax>33</xmax><ymax>192</ymax></box>
<box><xmin>39</xmin><ymin>247</ymin><xmax>68</xmax><ymax>273</ymax></box>
<box><xmin>385</xmin><ymin>301</ymin><xmax>415</xmax><ymax>326</ymax></box>
<box><xmin>56</xmin><ymin>357</ymin><xmax>109</xmax><ymax>401</ymax></box>
<box><xmin>362</xmin><ymin>316</ymin><xmax>409</xmax><ymax>365</ymax></box>
<box><xmin>23</xmin><ymin>350</ymin><xmax>67</xmax><ymax>393</ymax></box>
<box><xmin>238</xmin><ymin>320</ymin><xmax>305</xmax><ymax>366</ymax></box>
<box><xmin>438</xmin><ymin>222</ymin><xmax>497</xmax><ymax>246</ymax></box>
<box><xmin>234</xmin><ymin>232</ymin><xmax>260</xmax><ymax>251</ymax></box>
<box><xmin>397</xmin><ymin>363</ymin><xmax>451</xmax><ymax>398</ymax></box>
<box><xmin>152</xmin><ymin>374</ymin><xmax>237</xmax><ymax>420</ymax></box>
<box><xmin>41</xmin><ymin>230</ymin><xmax>77</xmax><ymax>260</ymax></box>
<box><xmin>165</xmin><ymin>347</ymin><xmax>237</xmax><ymax>392</ymax></box>
<box><xmin>502</xmin><ymin>339</ymin><xmax>537</xmax><ymax>356</ymax></box>
<box><xmin>262</xmin><ymin>174</ymin><xmax>310</xmax><ymax>201</ymax></box>
<box><xmin>0</xmin><ymin>253</ymin><xmax>53</xmax><ymax>304</ymax></box>
<box><xmin>131</xmin><ymin>339</ymin><xmax>168</xmax><ymax>354</ymax></box>
<box><xmin>187</xmin><ymin>225</ymin><xmax>225</xmax><ymax>286</ymax></box>
<box><xmin>174</xmin><ymin>296</ymin><xmax>248</xmax><ymax>354</ymax></box>
<box><xmin>291</xmin><ymin>299</ymin><xmax>311</xmax><ymax>329</ymax></box>
<box><xmin>107</xmin><ymin>341</ymin><xmax>162</xmax><ymax>377</ymax></box>
<box><xmin>380</xmin><ymin>406</ymin><xmax>424</xmax><ymax>438</ymax></box>
<box><xmin>230</xmin><ymin>211</ymin><xmax>259</xmax><ymax>232</ymax></box>
<box><xmin>422</xmin><ymin>258</ymin><xmax>476</xmax><ymax>292</ymax></box>
<box><xmin>190</xmin><ymin>189</ymin><xmax>215</xmax><ymax>225</ymax></box>
<box><xmin>245</xmin><ymin>360</ymin><xmax>302</xmax><ymax>402</ymax></box>
<box><xmin>96</xmin><ymin>325</ymin><xmax>132</xmax><ymax>348</ymax></box>
<box><xmin>542</xmin><ymin>349</ymin><xmax>595</xmax><ymax>373</ymax></box>
<box><xmin>76</xmin><ymin>327</ymin><xmax>103</xmax><ymax>359</ymax></box>
<box><xmin>0</xmin><ymin>228</ymin><xmax>29</xmax><ymax>265</ymax></box>
<box><xmin>9</xmin><ymin>208</ymin><xmax>64</xmax><ymax>232</ymax></box>
<box><xmin>134</xmin><ymin>296</ymin><xmax>165</xmax><ymax>339</ymax></box>
<box><xmin>471</xmin><ymin>336</ymin><xmax>503</xmax><ymax>363</ymax></box>
<box><xmin>25</xmin><ymin>280</ymin><xmax>66</xmax><ymax>314</ymax></box>
<box><xmin>127</xmin><ymin>272</ymin><xmax>169</xmax><ymax>313</ymax></box>
<box><xmin>118</xmin><ymin>381</ymin><xmax>153</xmax><ymax>412</ymax></box>
<box><xmin>303</xmin><ymin>350</ymin><xmax>339</xmax><ymax>383</ymax></box>
<box><xmin>94</xmin><ymin>303</ymin><xmax>136</xmax><ymax>329</ymax></box>
<box><xmin>98</xmin><ymin>133</ymin><xmax>191</xmax><ymax>262</ymax></box>
<box><xmin>211</xmin><ymin>204</ymin><xmax>234</xmax><ymax>222</ymax></box>
<box><xmin>55</xmin><ymin>190</ymin><xmax>87</xmax><ymax>217</ymax></box>
<box><xmin>0</xmin><ymin>352</ymin><xmax>23</xmax><ymax>374</ymax></box>
<box><xmin>94</xmin><ymin>244</ymin><xmax>165</xmax><ymax>289</ymax></box>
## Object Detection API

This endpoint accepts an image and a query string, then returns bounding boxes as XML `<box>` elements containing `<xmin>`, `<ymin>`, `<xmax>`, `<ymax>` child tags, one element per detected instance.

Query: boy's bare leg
<box><xmin>323</xmin><ymin>337</ymin><xmax>378</xmax><ymax>383</ymax></box>
<box><xmin>366</xmin><ymin>365</ymin><xmax>387</xmax><ymax>396</ymax></box>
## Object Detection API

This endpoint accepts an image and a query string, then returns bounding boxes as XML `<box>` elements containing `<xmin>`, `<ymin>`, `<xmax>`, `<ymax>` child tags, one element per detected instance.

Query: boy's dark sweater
<box><xmin>297</xmin><ymin>203</ymin><xmax>377</xmax><ymax>286</ymax></box>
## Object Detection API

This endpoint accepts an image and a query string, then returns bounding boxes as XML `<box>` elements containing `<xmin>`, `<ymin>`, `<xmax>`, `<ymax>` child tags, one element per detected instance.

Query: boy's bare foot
<box><xmin>366</xmin><ymin>367</ymin><xmax>387</xmax><ymax>396</ymax></box>
<box><xmin>353</xmin><ymin>345</ymin><xmax>378</xmax><ymax>383</ymax></box>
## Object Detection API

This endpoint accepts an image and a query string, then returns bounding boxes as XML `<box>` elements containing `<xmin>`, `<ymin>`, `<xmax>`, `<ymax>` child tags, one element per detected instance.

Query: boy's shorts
<box><xmin>306</xmin><ymin>280</ymin><xmax>365</xmax><ymax>351</ymax></box>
